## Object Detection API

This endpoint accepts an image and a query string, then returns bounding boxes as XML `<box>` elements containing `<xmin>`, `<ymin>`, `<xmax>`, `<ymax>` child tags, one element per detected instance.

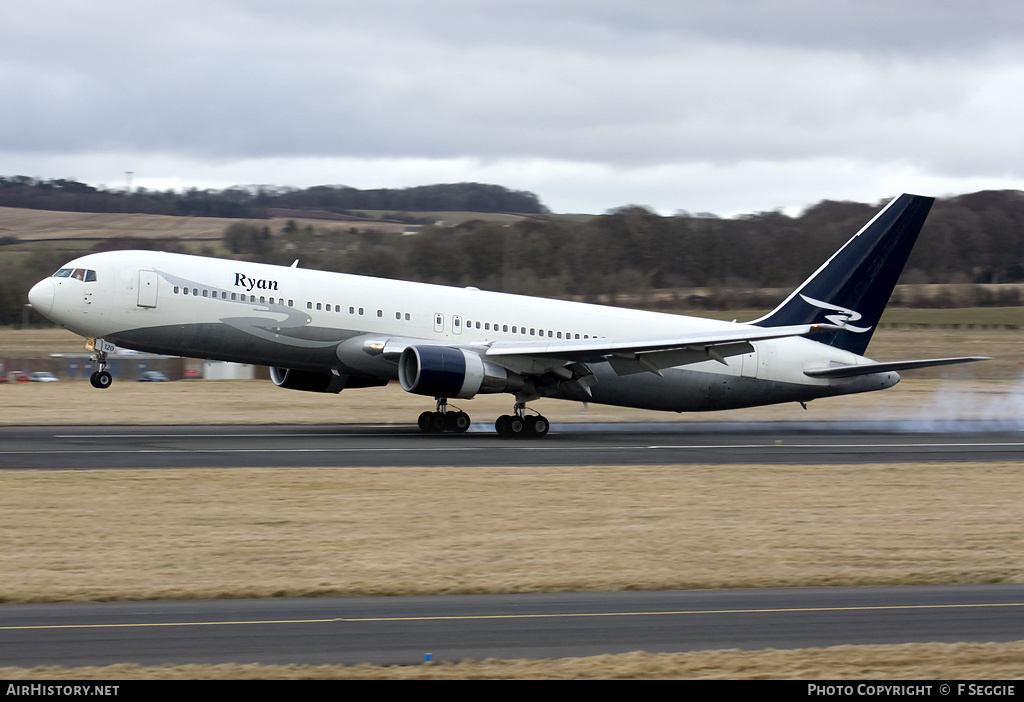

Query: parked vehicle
<box><xmin>138</xmin><ymin>370</ymin><xmax>169</xmax><ymax>382</ymax></box>
<box><xmin>1</xmin><ymin>371</ymin><xmax>30</xmax><ymax>383</ymax></box>
<box><xmin>28</xmin><ymin>372</ymin><xmax>60</xmax><ymax>382</ymax></box>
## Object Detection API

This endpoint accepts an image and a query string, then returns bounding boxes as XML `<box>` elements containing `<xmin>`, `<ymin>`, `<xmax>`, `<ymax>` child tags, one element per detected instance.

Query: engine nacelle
<box><xmin>270</xmin><ymin>367</ymin><xmax>385</xmax><ymax>393</ymax></box>
<box><xmin>398</xmin><ymin>346</ymin><xmax>523</xmax><ymax>399</ymax></box>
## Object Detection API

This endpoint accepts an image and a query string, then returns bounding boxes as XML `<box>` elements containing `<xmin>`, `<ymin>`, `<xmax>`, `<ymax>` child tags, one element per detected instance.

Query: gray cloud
<box><xmin>4</xmin><ymin>1</ymin><xmax>1024</xmax><ymax>214</ymax></box>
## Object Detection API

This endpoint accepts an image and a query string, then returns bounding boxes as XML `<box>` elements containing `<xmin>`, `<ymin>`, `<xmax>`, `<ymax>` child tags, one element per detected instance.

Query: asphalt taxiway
<box><xmin>3</xmin><ymin>585</ymin><xmax>1023</xmax><ymax>667</ymax></box>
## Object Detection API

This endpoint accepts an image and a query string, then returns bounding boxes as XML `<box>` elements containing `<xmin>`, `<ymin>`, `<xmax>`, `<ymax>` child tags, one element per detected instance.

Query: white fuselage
<box><xmin>28</xmin><ymin>250</ymin><xmax>897</xmax><ymax>413</ymax></box>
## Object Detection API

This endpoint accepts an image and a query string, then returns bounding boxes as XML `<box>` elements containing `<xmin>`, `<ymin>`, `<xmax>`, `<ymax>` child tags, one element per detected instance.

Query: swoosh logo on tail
<box><xmin>799</xmin><ymin>294</ymin><xmax>873</xmax><ymax>333</ymax></box>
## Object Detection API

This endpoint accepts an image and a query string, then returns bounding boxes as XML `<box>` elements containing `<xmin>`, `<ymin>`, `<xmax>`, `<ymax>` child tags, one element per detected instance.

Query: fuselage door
<box><xmin>434</xmin><ymin>313</ymin><xmax>444</xmax><ymax>333</ymax></box>
<box><xmin>138</xmin><ymin>270</ymin><xmax>159</xmax><ymax>308</ymax></box>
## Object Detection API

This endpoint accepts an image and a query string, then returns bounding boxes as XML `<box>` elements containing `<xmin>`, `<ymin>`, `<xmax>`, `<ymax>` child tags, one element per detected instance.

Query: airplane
<box><xmin>27</xmin><ymin>193</ymin><xmax>986</xmax><ymax>437</ymax></box>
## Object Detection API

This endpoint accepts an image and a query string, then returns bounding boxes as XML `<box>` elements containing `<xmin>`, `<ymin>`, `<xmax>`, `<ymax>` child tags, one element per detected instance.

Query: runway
<box><xmin>2</xmin><ymin>585</ymin><xmax>1023</xmax><ymax>667</ymax></box>
<box><xmin>1</xmin><ymin>420</ymin><xmax>1023</xmax><ymax>469</ymax></box>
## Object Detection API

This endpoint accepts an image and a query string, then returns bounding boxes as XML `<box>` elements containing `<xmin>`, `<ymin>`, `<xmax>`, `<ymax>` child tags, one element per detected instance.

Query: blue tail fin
<box><xmin>751</xmin><ymin>193</ymin><xmax>934</xmax><ymax>356</ymax></box>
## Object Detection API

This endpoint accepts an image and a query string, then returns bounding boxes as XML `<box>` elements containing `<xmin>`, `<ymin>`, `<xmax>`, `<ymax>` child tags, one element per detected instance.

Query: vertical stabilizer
<box><xmin>751</xmin><ymin>194</ymin><xmax>934</xmax><ymax>355</ymax></box>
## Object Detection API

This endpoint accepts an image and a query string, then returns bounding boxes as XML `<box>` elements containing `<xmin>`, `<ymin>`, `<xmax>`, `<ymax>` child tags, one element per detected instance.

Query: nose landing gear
<box><xmin>90</xmin><ymin>369</ymin><xmax>113</xmax><ymax>389</ymax></box>
<box><xmin>86</xmin><ymin>338</ymin><xmax>114</xmax><ymax>389</ymax></box>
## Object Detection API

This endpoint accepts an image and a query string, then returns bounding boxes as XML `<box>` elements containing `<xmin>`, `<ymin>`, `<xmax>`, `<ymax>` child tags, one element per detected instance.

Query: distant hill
<box><xmin>0</xmin><ymin>177</ymin><xmax>549</xmax><ymax>218</ymax></box>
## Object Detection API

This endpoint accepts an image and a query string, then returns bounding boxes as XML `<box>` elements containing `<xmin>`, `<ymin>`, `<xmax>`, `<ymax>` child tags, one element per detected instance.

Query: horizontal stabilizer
<box><xmin>804</xmin><ymin>356</ymin><xmax>990</xmax><ymax>379</ymax></box>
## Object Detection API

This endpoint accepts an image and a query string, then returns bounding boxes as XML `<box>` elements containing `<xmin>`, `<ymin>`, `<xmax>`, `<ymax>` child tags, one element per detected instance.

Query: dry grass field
<box><xmin>5</xmin><ymin>641</ymin><xmax>1024</xmax><ymax>680</ymax></box>
<box><xmin>1</xmin><ymin>462</ymin><xmax>1021</xmax><ymax>603</ymax></box>
<box><xmin>0</xmin><ymin>206</ymin><xmax>407</xmax><ymax>242</ymax></box>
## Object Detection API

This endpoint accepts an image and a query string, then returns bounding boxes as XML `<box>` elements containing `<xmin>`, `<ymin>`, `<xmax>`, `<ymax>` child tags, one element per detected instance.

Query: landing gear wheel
<box><xmin>426</xmin><ymin>412</ymin><xmax>447</xmax><ymax>433</ymax></box>
<box><xmin>90</xmin><ymin>370</ymin><xmax>112</xmax><ymax>389</ymax></box>
<box><xmin>445</xmin><ymin>411</ymin><xmax>471</xmax><ymax>433</ymax></box>
<box><xmin>525</xmin><ymin>414</ymin><xmax>549</xmax><ymax>437</ymax></box>
<box><xmin>495</xmin><ymin>414</ymin><xmax>512</xmax><ymax>437</ymax></box>
<box><xmin>497</xmin><ymin>411</ymin><xmax>549</xmax><ymax>438</ymax></box>
<box><xmin>496</xmin><ymin>414</ymin><xmax>529</xmax><ymax>438</ymax></box>
<box><xmin>418</xmin><ymin>406</ymin><xmax>471</xmax><ymax>434</ymax></box>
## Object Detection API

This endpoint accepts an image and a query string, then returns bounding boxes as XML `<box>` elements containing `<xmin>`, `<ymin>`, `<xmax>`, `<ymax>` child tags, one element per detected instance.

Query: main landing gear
<box><xmin>495</xmin><ymin>402</ymin><xmax>549</xmax><ymax>438</ymax></box>
<box><xmin>415</xmin><ymin>398</ymin><xmax>550</xmax><ymax>438</ymax></box>
<box><xmin>417</xmin><ymin>398</ymin><xmax>471</xmax><ymax>433</ymax></box>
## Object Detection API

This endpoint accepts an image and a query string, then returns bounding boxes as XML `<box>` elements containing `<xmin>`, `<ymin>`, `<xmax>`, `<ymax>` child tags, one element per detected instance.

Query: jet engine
<box><xmin>270</xmin><ymin>367</ymin><xmax>385</xmax><ymax>393</ymax></box>
<box><xmin>398</xmin><ymin>346</ymin><xmax>523</xmax><ymax>399</ymax></box>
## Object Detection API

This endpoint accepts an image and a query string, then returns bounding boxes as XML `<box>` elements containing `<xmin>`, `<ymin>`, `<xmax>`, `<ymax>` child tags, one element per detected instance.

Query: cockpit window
<box><xmin>52</xmin><ymin>268</ymin><xmax>97</xmax><ymax>281</ymax></box>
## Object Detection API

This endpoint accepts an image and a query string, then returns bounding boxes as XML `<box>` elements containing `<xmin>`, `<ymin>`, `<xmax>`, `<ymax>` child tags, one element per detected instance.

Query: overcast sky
<box><xmin>4</xmin><ymin>1</ymin><xmax>1024</xmax><ymax>215</ymax></box>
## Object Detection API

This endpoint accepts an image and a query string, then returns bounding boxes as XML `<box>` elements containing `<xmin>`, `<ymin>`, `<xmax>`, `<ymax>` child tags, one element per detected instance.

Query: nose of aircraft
<box><xmin>28</xmin><ymin>278</ymin><xmax>55</xmax><ymax>316</ymax></box>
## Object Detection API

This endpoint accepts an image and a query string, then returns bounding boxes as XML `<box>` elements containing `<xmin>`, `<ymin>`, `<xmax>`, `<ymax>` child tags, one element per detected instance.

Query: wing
<box><xmin>371</xmin><ymin>324</ymin><xmax>834</xmax><ymax>400</ymax></box>
<box><xmin>483</xmin><ymin>323</ymin><xmax>836</xmax><ymax>377</ymax></box>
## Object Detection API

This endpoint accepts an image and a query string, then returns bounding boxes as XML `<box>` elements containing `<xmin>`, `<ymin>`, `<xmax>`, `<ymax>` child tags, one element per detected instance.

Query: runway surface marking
<box><xmin>8</xmin><ymin>439</ymin><xmax>1024</xmax><ymax>454</ymax></box>
<box><xmin>6</xmin><ymin>601</ymin><xmax>1022</xmax><ymax>631</ymax></box>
